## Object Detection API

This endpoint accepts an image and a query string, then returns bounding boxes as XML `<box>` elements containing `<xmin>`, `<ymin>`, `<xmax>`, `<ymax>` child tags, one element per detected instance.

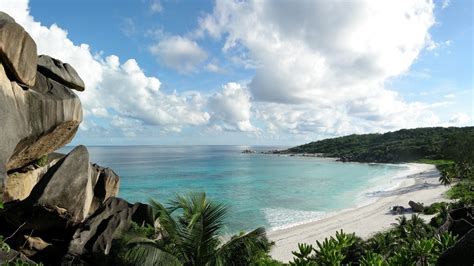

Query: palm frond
<box><xmin>123</xmin><ymin>242</ymin><xmax>183</xmax><ymax>266</ymax></box>
<box><xmin>213</xmin><ymin>227</ymin><xmax>269</xmax><ymax>265</ymax></box>
<box><xmin>149</xmin><ymin>199</ymin><xmax>181</xmax><ymax>242</ymax></box>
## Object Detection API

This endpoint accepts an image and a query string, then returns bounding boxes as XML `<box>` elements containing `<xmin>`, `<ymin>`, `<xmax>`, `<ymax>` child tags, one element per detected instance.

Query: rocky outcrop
<box><xmin>0</xmin><ymin>12</ymin><xmax>37</xmax><ymax>87</ymax></box>
<box><xmin>0</xmin><ymin>249</ymin><xmax>36</xmax><ymax>265</ymax></box>
<box><xmin>5</xmin><ymin>70</ymin><xmax>83</xmax><ymax>171</ymax></box>
<box><xmin>0</xmin><ymin>66</ymin><xmax>82</xmax><ymax>198</ymax></box>
<box><xmin>37</xmin><ymin>55</ymin><xmax>85</xmax><ymax>91</ymax></box>
<box><xmin>0</xmin><ymin>11</ymin><xmax>140</xmax><ymax>265</ymax></box>
<box><xmin>26</xmin><ymin>146</ymin><xmax>93</xmax><ymax>223</ymax></box>
<box><xmin>3</xmin><ymin>153</ymin><xmax>64</xmax><ymax>202</ymax></box>
<box><xmin>67</xmin><ymin>197</ymin><xmax>154</xmax><ymax>263</ymax></box>
<box><xmin>89</xmin><ymin>164</ymin><xmax>120</xmax><ymax>215</ymax></box>
<box><xmin>437</xmin><ymin>228</ymin><xmax>474</xmax><ymax>266</ymax></box>
<box><xmin>408</xmin><ymin>200</ymin><xmax>424</xmax><ymax>213</ymax></box>
<box><xmin>439</xmin><ymin>207</ymin><xmax>474</xmax><ymax>237</ymax></box>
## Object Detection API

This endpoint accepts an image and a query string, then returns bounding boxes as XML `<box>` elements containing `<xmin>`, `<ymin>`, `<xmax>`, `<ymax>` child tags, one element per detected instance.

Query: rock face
<box><xmin>67</xmin><ymin>197</ymin><xmax>154</xmax><ymax>262</ymax></box>
<box><xmin>439</xmin><ymin>207</ymin><xmax>474</xmax><ymax>237</ymax></box>
<box><xmin>3</xmin><ymin>153</ymin><xmax>64</xmax><ymax>202</ymax></box>
<box><xmin>89</xmin><ymin>164</ymin><xmax>120</xmax><ymax>215</ymax></box>
<box><xmin>437</xmin><ymin>228</ymin><xmax>474</xmax><ymax>266</ymax></box>
<box><xmin>0</xmin><ymin>65</ymin><xmax>82</xmax><ymax>199</ymax></box>
<box><xmin>37</xmin><ymin>55</ymin><xmax>85</xmax><ymax>91</ymax></box>
<box><xmin>0</xmin><ymin>12</ymin><xmax>37</xmax><ymax>87</ymax></box>
<box><xmin>27</xmin><ymin>146</ymin><xmax>93</xmax><ymax>222</ymax></box>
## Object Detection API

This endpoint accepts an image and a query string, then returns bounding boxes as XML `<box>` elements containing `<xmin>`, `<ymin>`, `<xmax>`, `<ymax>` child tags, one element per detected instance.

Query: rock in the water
<box><xmin>68</xmin><ymin>197</ymin><xmax>153</xmax><ymax>261</ymax></box>
<box><xmin>89</xmin><ymin>164</ymin><xmax>120</xmax><ymax>215</ymax></box>
<box><xmin>437</xmin><ymin>228</ymin><xmax>474</xmax><ymax>266</ymax></box>
<box><xmin>37</xmin><ymin>55</ymin><xmax>85</xmax><ymax>91</ymax></box>
<box><xmin>0</xmin><ymin>65</ymin><xmax>82</xmax><ymax>197</ymax></box>
<box><xmin>0</xmin><ymin>14</ymin><xmax>37</xmax><ymax>87</ymax></box>
<box><xmin>408</xmin><ymin>200</ymin><xmax>424</xmax><ymax>213</ymax></box>
<box><xmin>4</xmin><ymin>153</ymin><xmax>64</xmax><ymax>202</ymax></box>
<box><xmin>26</xmin><ymin>146</ymin><xmax>93</xmax><ymax>222</ymax></box>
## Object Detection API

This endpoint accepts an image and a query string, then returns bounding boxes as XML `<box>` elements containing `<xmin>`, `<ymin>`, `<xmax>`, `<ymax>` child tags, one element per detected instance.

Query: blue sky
<box><xmin>1</xmin><ymin>0</ymin><xmax>472</xmax><ymax>145</ymax></box>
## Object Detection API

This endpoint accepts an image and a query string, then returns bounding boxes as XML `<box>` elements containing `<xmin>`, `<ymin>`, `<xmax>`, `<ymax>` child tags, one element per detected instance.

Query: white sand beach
<box><xmin>268</xmin><ymin>163</ymin><xmax>450</xmax><ymax>262</ymax></box>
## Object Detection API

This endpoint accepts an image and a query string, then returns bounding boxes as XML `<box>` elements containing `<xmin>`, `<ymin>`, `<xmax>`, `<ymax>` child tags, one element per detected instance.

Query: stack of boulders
<box><xmin>0</xmin><ymin>11</ymin><xmax>153</xmax><ymax>265</ymax></box>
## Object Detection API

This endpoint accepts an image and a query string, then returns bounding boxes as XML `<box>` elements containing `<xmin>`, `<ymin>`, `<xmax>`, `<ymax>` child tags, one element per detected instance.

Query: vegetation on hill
<box><xmin>284</xmin><ymin>127</ymin><xmax>474</xmax><ymax>163</ymax></box>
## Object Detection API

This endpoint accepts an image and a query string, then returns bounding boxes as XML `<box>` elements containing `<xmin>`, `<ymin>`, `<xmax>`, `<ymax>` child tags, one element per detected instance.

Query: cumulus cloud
<box><xmin>0</xmin><ymin>0</ymin><xmax>210</xmax><ymax>136</ymax></box>
<box><xmin>198</xmin><ymin>0</ymin><xmax>446</xmax><ymax>135</ymax></box>
<box><xmin>149</xmin><ymin>35</ymin><xmax>208</xmax><ymax>73</ymax></box>
<box><xmin>448</xmin><ymin>113</ymin><xmax>471</xmax><ymax>126</ymax></box>
<box><xmin>1</xmin><ymin>0</ymin><xmax>467</xmax><ymax>142</ymax></box>
<box><xmin>208</xmin><ymin>82</ymin><xmax>256</xmax><ymax>132</ymax></box>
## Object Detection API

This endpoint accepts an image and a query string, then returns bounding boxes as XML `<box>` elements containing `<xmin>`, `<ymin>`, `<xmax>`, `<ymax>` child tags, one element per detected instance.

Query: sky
<box><xmin>0</xmin><ymin>0</ymin><xmax>472</xmax><ymax>146</ymax></box>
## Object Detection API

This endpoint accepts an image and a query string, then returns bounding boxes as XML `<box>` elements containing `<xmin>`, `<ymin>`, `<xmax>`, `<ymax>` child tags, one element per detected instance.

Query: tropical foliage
<box><xmin>285</xmin><ymin>127</ymin><xmax>474</xmax><ymax>163</ymax></box>
<box><xmin>289</xmin><ymin>215</ymin><xmax>458</xmax><ymax>265</ymax></box>
<box><xmin>116</xmin><ymin>192</ymin><xmax>275</xmax><ymax>266</ymax></box>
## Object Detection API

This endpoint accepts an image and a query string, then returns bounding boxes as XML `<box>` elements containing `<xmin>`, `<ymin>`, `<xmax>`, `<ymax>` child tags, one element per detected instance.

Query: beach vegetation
<box><xmin>116</xmin><ymin>192</ymin><xmax>275</xmax><ymax>266</ymax></box>
<box><xmin>290</xmin><ymin>215</ymin><xmax>459</xmax><ymax>265</ymax></box>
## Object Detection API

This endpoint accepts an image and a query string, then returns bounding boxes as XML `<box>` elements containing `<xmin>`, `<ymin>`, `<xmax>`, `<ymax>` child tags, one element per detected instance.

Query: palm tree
<box><xmin>120</xmin><ymin>192</ymin><xmax>270</xmax><ymax>266</ymax></box>
<box><xmin>439</xmin><ymin>169</ymin><xmax>453</xmax><ymax>186</ymax></box>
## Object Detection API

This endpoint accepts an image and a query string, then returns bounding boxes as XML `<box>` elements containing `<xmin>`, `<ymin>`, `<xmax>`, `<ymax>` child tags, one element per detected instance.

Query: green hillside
<box><xmin>285</xmin><ymin>127</ymin><xmax>474</xmax><ymax>163</ymax></box>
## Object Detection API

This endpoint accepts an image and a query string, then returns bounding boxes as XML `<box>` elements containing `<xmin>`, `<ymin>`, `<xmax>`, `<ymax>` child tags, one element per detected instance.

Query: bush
<box><xmin>446</xmin><ymin>181</ymin><xmax>474</xmax><ymax>205</ymax></box>
<box><xmin>423</xmin><ymin>202</ymin><xmax>448</xmax><ymax>215</ymax></box>
<box><xmin>33</xmin><ymin>155</ymin><xmax>48</xmax><ymax>167</ymax></box>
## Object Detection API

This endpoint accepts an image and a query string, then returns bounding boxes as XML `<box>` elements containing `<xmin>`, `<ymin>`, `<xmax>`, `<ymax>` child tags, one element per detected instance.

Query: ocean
<box><xmin>60</xmin><ymin>145</ymin><xmax>408</xmax><ymax>234</ymax></box>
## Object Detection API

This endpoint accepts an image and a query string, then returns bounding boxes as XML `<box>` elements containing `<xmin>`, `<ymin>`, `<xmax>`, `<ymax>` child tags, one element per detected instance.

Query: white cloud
<box><xmin>208</xmin><ymin>82</ymin><xmax>256</xmax><ymax>132</ymax></box>
<box><xmin>149</xmin><ymin>35</ymin><xmax>208</xmax><ymax>73</ymax></box>
<box><xmin>150</xmin><ymin>1</ymin><xmax>163</xmax><ymax>13</ymax></box>
<box><xmin>120</xmin><ymin>18</ymin><xmax>136</xmax><ymax>37</ymax></box>
<box><xmin>198</xmin><ymin>0</ymin><xmax>445</xmax><ymax>135</ymax></box>
<box><xmin>0</xmin><ymin>0</ymin><xmax>210</xmax><ymax>135</ymax></box>
<box><xmin>200</xmin><ymin>0</ymin><xmax>436</xmax><ymax>104</ymax></box>
<box><xmin>2</xmin><ymin>0</ymin><xmax>467</xmax><ymax>143</ymax></box>
<box><xmin>441</xmin><ymin>0</ymin><xmax>450</xmax><ymax>9</ymax></box>
<box><xmin>448</xmin><ymin>113</ymin><xmax>471</xmax><ymax>126</ymax></box>
<box><xmin>444</xmin><ymin>93</ymin><xmax>455</xmax><ymax>99</ymax></box>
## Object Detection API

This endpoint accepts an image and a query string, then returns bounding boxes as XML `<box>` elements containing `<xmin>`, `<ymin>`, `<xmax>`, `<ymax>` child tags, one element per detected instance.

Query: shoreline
<box><xmin>268</xmin><ymin>163</ymin><xmax>450</xmax><ymax>262</ymax></box>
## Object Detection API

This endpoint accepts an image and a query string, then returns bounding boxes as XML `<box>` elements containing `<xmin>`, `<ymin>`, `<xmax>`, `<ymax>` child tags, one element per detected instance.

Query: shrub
<box><xmin>33</xmin><ymin>155</ymin><xmax>48</xmax><ymax>167</ymax></box>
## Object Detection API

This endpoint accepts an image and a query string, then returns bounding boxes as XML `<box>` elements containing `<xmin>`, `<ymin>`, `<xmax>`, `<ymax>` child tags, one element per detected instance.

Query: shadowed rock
<box><xmin>0</xmin><ymin>12</ymin><xmax>37</xmax><ymax>87</ymax></box>
<box><xmin>0</xmin><ymin>249</ymin><xmax>37</xmax><ymax>265</ymax></box>
<box><xmin>437</xmin><ymin>228</ymin><xmax>474</xmax><ymax>266</ymax></box>
<box><xmin>27</xmin><ymin>146</ymin><xmax>93</xmax><ymax>223</ymax></box>
<box><xmin>89</xmin><ymin>164</ymin><xmax>120</xmax><ymax>215</ymax></box>
<box><xmin>408</xmin><ymin>200</ymin><xmax>424</xmax><ymax>213</ymax></box>
<box><xmin>67</xmin><ymin>197</ymin><xmax>153</xmax><ymax>262</ymax></box>
<box><xmin>37</xmin><ymin>55</ymin><xmax>85</xmax><ymax>91</ymax></box>
<box><xmin>439</xmin><ymin>207</ymin><xmax>474</xmax><ymax>237</ymax></box>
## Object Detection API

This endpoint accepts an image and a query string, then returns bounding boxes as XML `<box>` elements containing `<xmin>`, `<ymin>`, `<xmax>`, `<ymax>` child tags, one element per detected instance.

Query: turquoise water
<box><xmin>60</xmin><ymin>145</ymin><xmax>408</xmax><ymax>233</ymax></box>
